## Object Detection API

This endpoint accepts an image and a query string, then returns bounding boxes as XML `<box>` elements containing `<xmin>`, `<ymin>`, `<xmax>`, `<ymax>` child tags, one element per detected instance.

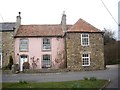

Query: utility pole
<box><xmin>118</xmin><ymin>1</ymin><xmax>120</xmax><ymax>41</ymax></box>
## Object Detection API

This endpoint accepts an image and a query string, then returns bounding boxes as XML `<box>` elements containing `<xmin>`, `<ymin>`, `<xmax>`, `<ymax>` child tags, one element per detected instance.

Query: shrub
<box><xmin>23</xmin><ymin>62</ymin><xmax>30</xmax><ymax>69</ymax></box>
<box><xmin>4</xmin><ymin>55</ymin><xmax>13</xmax><ymax>70</ymax></box>
<box><xmin>71</xmin><ymin>82</ymin><xmax>83</xmax><ymax>88</ymax></box>
<box><xmin>84</xmin><ymin>77</ymin><xmax>89</xmax><ymax>80</ymax></box>
<box><xmin>19</xmin><ymin>80</ymin><xmax>28</xmax><ymax>84</ymax></box>
<box><xmin>89</xmin><ymin>77</ymin><xmax>97</xmax><ymax>81</ymax></box>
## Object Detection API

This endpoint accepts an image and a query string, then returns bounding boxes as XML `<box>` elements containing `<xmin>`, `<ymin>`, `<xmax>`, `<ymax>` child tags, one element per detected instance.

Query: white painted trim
<box><xmin>81</xmin><ymin>53</ymin><xmax>90</xmax><ymax>66</ymax></box>
<box><xmin>81</xmin><ymin>33</ymin><xmax>90</xmax><ymax>46</ymax></box>
<box><xmin>42</xmin><ymin>38</ymin><xmax>51</xmax><ymax>51</ymax></box>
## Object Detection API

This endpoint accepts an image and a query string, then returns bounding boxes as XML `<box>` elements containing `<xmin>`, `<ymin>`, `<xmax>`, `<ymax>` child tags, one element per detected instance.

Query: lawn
<box><xmin>2</xmin><ymin>79</ymin><xmax>108</xmax><ymax>89</ymax></box>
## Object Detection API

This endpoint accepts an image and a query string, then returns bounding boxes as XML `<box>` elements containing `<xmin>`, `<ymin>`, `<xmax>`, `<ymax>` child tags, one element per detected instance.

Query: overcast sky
<box><xmin>0</xmin><ymin>0</ymin><xmax>119</xmax><ymax>39</ymax></box>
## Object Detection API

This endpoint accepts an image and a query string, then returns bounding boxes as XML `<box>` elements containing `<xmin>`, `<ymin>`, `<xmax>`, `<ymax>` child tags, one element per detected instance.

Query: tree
<box><xmin>7</xmin><ymin>55</ymin><xmax>13</xmax><ymax>70</ymax></box>
<box><xmin>103</xmin><ymin>28</ymin><xmax>116</xmax><ymax>45</ymax></box>
<box><xmin>103</xmin><ymin>28</ymin><xmax>119</xmax><ymax>65</ymax></box>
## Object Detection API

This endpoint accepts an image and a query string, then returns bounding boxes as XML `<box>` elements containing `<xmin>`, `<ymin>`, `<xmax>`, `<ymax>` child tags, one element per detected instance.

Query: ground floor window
<box><xmin>82</xmin><ymin>53</ymin><xmax>90</xmax><ymax>66</ymax></box>
<box><xmin>42</xmin><ymin>54</ymin><xmax>51</xmax><ymax>68</ymax></box>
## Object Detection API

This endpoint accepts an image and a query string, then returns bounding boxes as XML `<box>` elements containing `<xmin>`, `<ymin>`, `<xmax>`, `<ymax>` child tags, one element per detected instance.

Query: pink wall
<box><xmin>14</xmin><ymin>37</ymin><xmax>65</xmax><ymax>69</ymax></box>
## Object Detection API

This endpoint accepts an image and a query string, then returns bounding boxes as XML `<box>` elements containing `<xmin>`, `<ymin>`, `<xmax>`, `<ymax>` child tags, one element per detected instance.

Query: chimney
<box><xmin>61</xmin><ymin>11</ymin><xmax>67</xmax><ymax>33</ymax></box>
<box><xmin>14</xmin><ymin>12</ymin><xmax>21</xmax><ymax>35</ymax></box>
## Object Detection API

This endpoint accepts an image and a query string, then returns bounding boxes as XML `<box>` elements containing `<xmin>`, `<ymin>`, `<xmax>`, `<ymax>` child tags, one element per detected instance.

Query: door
<box><xmin>20</xmin><ymin>55</ymin><xmax>28</xmax><ymax>71</ymax></box>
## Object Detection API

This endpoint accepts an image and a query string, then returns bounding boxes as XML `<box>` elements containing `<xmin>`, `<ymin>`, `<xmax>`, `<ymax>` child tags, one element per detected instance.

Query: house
<box><xmin>14</xmin><ymin>12</ymin><xmax>70</xmax><ymax>71</ymax></box>
<box><xmin>0</xmin><ymin>26</ymin><xmax>2</xmax><ymax>68</ymax></box>
<box><xmin>66</xmin><ymin>19</ymin><xmax>104</xmax><ymax>70</ymax></box>
<box><xmin>14</xmin><ymin>12</ymin><xmax>104</xmax><ymax>71</ymax></box>
<box><xmin>0</xmin><ymin>22</ymin><xmax>15</xmax><ymax>68</ymax></box>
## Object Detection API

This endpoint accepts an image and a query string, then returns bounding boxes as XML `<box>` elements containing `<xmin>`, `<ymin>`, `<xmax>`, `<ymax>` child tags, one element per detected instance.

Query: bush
<box><xmin>19</xmin><ymin>80</ymin><xmax>28</xmax><ymax>84</ymax></box>
<box><xmin>71</xmin><ymin>83</ymin><xmax>83</xmax><ymax>88</ymax></box>
<box><xmin>23</xmin><ymin>62</ymin><xmax>30</xmax><ymax>69</ymax></box>
<box><xmin>89</xmin><ymin>77</ymin><xmax>97</xmax><ymax>81</ymax></box>
<box><xmin>84</xmin><ymin>77</ymin><xmax>89</xmax><ymax>80</ymax></box>
<box><xmin>3</xmin><ymin>55</ymin><xmax>13</xmax><ymax>70</ymax></box>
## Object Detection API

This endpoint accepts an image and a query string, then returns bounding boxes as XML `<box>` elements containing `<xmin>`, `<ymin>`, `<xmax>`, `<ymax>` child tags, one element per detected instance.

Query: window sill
<box><xmin>42</xmin><ymin>49</ymin><xmax>51</xmax><ymax>52</ymax></box>
<box><xmin>81</xmin><ymin>45</ymin><xmax>90</xmax><ymax>47</ymax></box>
<box><xmin>82</xmin><ymin>65</ymin><xmax>90</xmax><ymax>67</ymax></box>
<box><xmin>19</xmin><ymin>51</ymin><xmax>29</xmax><ymax>52</ymax></box>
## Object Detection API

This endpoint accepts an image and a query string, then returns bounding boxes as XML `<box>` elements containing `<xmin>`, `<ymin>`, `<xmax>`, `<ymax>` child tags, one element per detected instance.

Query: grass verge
<box><xmin>2</xmin><ymin>79</ymin><xmax>108</xmax><ymax>89</ymax></box>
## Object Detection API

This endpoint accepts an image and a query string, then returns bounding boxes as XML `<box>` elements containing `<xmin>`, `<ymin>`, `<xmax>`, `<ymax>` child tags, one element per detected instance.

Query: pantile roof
<box><xmin>68</xmin><ymin>19</ymin><xmax>101</xmax><ymax>32</ymax></box>
<box><xmin>15</xmin><ymin>25</ymin><xmax>71</xmax><ymax>37</ymax></box>
<box><xmin>15</xmin><ymin>18</ymin><xmax>102</xmax><ymax>37</ymax></box>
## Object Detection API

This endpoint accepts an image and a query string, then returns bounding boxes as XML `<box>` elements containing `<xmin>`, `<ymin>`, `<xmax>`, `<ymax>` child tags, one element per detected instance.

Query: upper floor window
<box><xmin>81</xmin><ymin>33</ymin><xmax>89</xmax><ymax>46</ymax></box>
<box><xmin>82</xmin><ymin>53</ymin><xmax>90</xmax><ymax>66</ymax></box>
<box><xmin>19</xmin><ymin>39</ymin><xmax>28</xmax><ymax>52</ymax></box>
<box><xmin>42</xmin><ymin>38</ymin><xmax>51</xmax><ymax>51</ymax></box>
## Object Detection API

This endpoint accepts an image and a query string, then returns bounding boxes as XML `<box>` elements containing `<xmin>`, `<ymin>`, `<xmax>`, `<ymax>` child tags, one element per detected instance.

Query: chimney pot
<box><xmin>19</xmin><ymin>12</ymin><xmax>21</xmax><ymax>16</ymax></box>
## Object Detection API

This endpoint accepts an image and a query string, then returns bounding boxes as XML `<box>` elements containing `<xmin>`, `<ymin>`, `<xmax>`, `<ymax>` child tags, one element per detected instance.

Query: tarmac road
<box><xmin>2</xmin><ymin>65</ymin><xmax>119</xmax><ymax>89</ymax></box>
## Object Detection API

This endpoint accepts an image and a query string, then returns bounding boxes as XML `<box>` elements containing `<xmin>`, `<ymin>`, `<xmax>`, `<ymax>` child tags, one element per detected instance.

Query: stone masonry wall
<box><xmin>66</xmin><ymin>33</ymin><xmax>104</xmax><ymax>71</ymax></box>
<box><xmin>2</xmin><ymin>31</ymin><xmax>14</xmax><ymax>67</ymax></box>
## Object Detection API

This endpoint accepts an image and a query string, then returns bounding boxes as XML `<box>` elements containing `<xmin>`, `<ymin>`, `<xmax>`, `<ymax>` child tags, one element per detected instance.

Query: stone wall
<box><xmin>2</xmin><ymin>31</ymin><xmax>14</xmax><ymax>67</ymax></box>
<box><xmin>66</xmin><ymin>33</ymin><xmax>105</xmax><ymax>71</ymax></box>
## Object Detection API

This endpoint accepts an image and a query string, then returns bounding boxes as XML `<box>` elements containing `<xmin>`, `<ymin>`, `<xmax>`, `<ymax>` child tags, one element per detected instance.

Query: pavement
<box><xmin>1</xmin><ymin>65</ymin><xmax>119</xmax><ymax>89</ymax></box>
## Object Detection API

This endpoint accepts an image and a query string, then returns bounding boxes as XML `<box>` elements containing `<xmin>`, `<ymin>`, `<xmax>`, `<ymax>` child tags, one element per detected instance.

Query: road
<box><xmin>2</xmin><ymin>65</ymin><xmax>119</xmax><ymax>88</ymax></box>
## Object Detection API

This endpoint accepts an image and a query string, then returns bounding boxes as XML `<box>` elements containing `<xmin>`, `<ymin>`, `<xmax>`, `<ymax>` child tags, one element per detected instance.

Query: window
<box><xmin>82</xmin><ymin>53</ymin><xmax>90</xmax><ymax>66</ymax></box>
<box><xmin>42</xmin><ymin>55</ymin><xmax>51</xmax><ymax>68</ymax></box>
<box><xmin>81</xmin><ymin>33</ymin><xmax>89</xmax><ymax>46</ymax></box>
<box><xmin>42</xmin><ymin>38</ymin><xmax>51</xmax><ymax>50</ymax></box>
<box><xmin>20</xmin><ymin>39</ymin><xmax>28</xmax><ymax>51</ymax></box>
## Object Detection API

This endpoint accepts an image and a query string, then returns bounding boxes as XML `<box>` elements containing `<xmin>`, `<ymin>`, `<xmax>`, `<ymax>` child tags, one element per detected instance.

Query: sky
<box><xmin>0</xmin><ymin>0</ymin><xmax>119</xmax><ymax>39</ymax></box>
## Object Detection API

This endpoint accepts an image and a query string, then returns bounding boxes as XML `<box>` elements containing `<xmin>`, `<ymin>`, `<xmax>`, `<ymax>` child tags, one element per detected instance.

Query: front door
<box><xmin>20</xmin><ymin>55</ymin><xmax>28</xmax><ymax>71</ymax></box>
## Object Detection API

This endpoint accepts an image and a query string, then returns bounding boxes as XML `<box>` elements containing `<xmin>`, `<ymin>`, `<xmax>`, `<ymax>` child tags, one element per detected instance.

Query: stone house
<box><xmin>14</xmin><ymin>12</ymin><xmax>104</xmax><ymax>71</ymax></box>
<box><xmin>0</xmin><ymin>24</ymin><xmax>2</xmax><ymax>68</ymax></box>
<box><xmin>0</xmin><ymin>22</ymin><xmax>15</xmax><ymax>67</ymax></box>
<box><xmin>66</xmin><ymin>19</ymin><xmax>104</xmax><ymax>71</ymax></box>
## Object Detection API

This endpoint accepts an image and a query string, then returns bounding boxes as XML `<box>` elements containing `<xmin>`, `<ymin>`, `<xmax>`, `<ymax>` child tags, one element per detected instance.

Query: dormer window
<box><xmin>42</xmin><ymin>38</ymin><xmax>51</xmax><ymax>51</ymax></box>
<box><xmin>81</xmin><ymin>33</ymin><xmax>89</xmax><ymax>46</ymax></box>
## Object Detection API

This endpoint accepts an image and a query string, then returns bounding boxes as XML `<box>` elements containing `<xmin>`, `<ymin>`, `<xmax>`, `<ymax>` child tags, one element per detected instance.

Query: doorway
<box><xmin>20</xmin><ymin>55</ymin><xmax>28</xmax><ymax>71</ymax></box>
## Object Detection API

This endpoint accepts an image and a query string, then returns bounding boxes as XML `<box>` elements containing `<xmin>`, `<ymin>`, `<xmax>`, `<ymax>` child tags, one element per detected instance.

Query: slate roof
<box><xmin>0</xmin><ymin>22</ymin><xmax>15</xmax><ymax>31</ymax></box>
<box><xmin>68</xmin><ymin>19</ymin><xmax>101</xmax><ymax>33</ymax></box>
<box><xmin>15</xmin><ymin>25</ymin><xmax>72</xmax><ymax>37</ymax></box>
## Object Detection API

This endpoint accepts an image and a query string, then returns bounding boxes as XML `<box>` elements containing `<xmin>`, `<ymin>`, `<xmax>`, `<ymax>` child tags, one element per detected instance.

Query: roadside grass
<box><xmin>2</xmin><ymin>79</ymin><xmax>108</xmax><ymax>89</ymax></box>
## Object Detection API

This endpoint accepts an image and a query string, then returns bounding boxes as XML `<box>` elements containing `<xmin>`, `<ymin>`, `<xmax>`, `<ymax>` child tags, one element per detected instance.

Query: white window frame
<box><xmin>42</xmin><ymin>54</ymin><xmax>51</xmax><ymax>68</ymax></box>
<box><xmin>82</xmin><ymin>53</ymin><xmax>90</xmax><ymax>66</ymax></box>
<box><xmin>81</xmin><ymin>33</ymin><xmax>89</xmax><ymax>46</ymax></box>
<box><xmin>42</xmin><ymin>38</ymin><xmax>51</xmax><ymax>51</ymax></box>
<box><xmin>19</xmin><ymin>39</ymin><xmax>29</xmax><ymax>52</ymax></box>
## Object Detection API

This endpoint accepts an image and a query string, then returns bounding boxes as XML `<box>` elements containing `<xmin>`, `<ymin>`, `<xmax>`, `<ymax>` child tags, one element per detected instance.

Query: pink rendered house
<box><xmin>14</xmin><ymin>12</ymin><xmax>104</xmax><ymax>71</ymax></box>
<box><xmin>14</xmin><ymin>12</ymin><xmax>70</xmax><ymax>71</ymax></box>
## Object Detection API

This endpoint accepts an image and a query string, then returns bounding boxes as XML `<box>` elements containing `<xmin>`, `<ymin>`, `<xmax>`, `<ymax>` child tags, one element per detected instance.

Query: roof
<box><xmin>0</xmin><ymin>22</ymin><xmax>15</xmax><ymax>31</ymax></box>
<box><xmin>15</xmin><ymin>18</ymin><xmax>102</xmax><ymax>37</ymax></box>
<box><xmin>15</xmin><ymin>25</ymin><xmax>72</xmax><ymax>37</ymax></box>
<box><xmin>67</xmin><ymin>19</ymin><xmax>101</xmax><ymax>33</ymax></box>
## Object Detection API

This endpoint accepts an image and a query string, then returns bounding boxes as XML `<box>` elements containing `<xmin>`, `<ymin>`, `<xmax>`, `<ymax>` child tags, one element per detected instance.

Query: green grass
<box><xmin>2</xmin><ymin>79</ymin><xmax>108</xmax><ymax>89</ymax></box>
